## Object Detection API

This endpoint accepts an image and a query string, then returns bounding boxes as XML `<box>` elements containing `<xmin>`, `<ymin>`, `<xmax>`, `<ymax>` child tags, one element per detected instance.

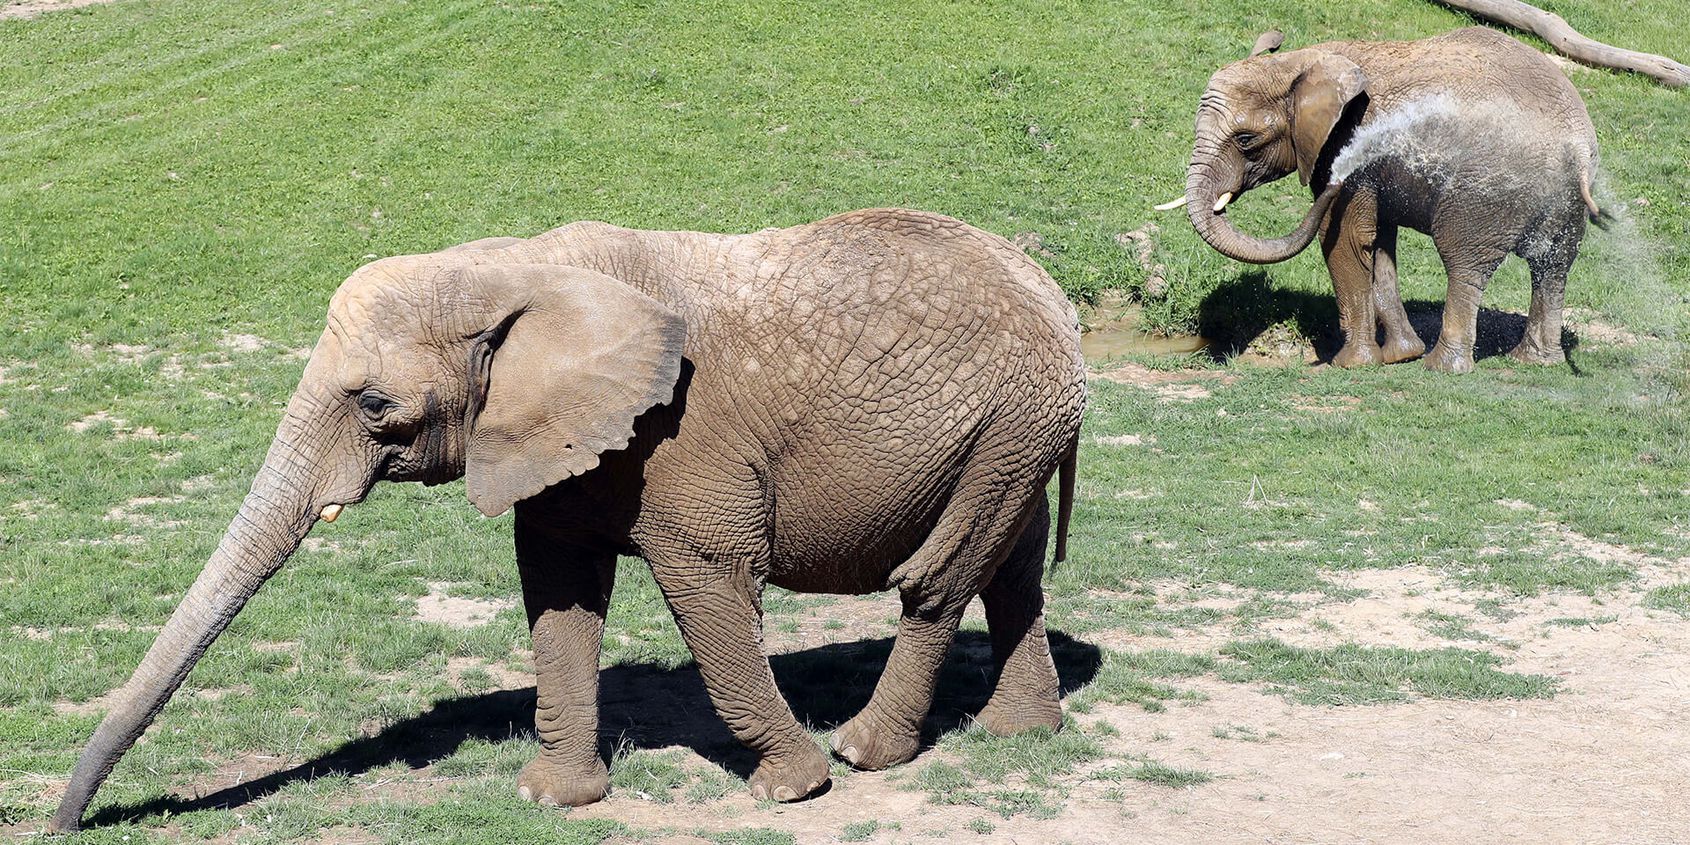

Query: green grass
<box><xmin>607</xmin><ymin>746</ymin><xmax>740</xmax><ymax>804</ymax></box>
<box><xmin>1417</xmin><ymin>610</ymin><xmax>1494</xmax><ymax>643</ymax></box>
<box><xmin>1544</xmin><ymin>615</ymin><xmax>1617</xmax><ymax>628</ymax></box>
<box><xmin>1</xmin><ymin>0</ymin><xmax>1687</xmax><ymax>840</ymax></box>
<box><xmin>1217</xmin><ymin>639</ymin><xmax>1558</xmax><ymax>705</ymax></box>
<box><xmin>1100</xmin><ymin>760</ymin><xmax>1216</xmax><ymax>788</ymax></box>
<box><xmin>1643</xmin><ymin>585</ymin><xmax>1690</xmax><ymax>617</ymax></box>
<box><xmin>903</xmin><ymin>720</ymin><xmax>1105</xmax><ymax>818</ymax></box>
<box><xmin>1066</xmin><ymin>649</ymin><xmax>1214</xmax><ymax>713</ymax></box>
<box><xmin>840</xmin><ymin>819</ymin><xmax>897</xmax><ymax>841</ymax></box>
<box><xmin>709</xmin><ymin>829</ymin><xmax>797</xmax><ymax>845</ymax></box>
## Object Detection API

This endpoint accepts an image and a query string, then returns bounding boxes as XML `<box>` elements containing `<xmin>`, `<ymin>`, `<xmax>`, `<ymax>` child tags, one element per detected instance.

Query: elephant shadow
<box><xmin>1196</xmin><ymin>271</ymin><xmax>1581</xmax><ymax>366</ymax></box>
<box><xmin>86</xmin><ymin>629</ymin><xmax>1101</xmax><ymax>826</ymax></box>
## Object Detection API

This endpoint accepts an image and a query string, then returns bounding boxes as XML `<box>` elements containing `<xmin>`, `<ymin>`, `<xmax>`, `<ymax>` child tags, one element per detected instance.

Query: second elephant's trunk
<box><xmin>1184</xmin><ymin>142</ymin><xmax>1344</xmax><ymax>264</ymax></box>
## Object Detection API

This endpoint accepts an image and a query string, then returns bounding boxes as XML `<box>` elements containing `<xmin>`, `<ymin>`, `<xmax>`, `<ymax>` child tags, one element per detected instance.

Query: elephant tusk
<box><xmin>1152</xmin><ymin>196</ymin><xmax>1188</xmax><ymax>211</ymax></box>
<box><xmin>1213</xmin><ymin>192</ymin><xmax>1234</xmax><ymax>213</ymax></box>
<box><xmin>319</xmin><ymin>504</ymin><xmax>343</xmax><ymax>523</ymax></box>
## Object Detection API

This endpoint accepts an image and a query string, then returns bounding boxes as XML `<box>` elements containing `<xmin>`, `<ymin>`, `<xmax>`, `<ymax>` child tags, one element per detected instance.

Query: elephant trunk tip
<box><xmin>48</xmin><ymin>809</ymin><xmax>83</xmax><ymax>834</ymax></box>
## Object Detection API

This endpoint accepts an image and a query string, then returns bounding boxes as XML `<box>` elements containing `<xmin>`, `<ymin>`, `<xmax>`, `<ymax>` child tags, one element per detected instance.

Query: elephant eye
<box><xmin>356</xmin><ymin>391</ymin><xmax>395</xmax><ymax>421</ymax></box>
<box><xmin>1235</xmin><ymin>131</ymin><xmax>1262</xmax><ymax>150</ymax></box>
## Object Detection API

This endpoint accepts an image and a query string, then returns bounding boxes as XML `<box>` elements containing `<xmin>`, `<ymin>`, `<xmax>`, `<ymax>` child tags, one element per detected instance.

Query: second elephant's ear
<box><xmin>460</xmin><ymin>264</ymin><xmax>687</xmax><ymax>517</ymax></box>
<box><xmin>1289</xmin><ymin>52</ymin><xmax>1368</xmax><ymax>185</ymax></box>
<box><xmin>1248</xmin><ymin>30</ymin><xmax>1285</xmax><ymax>58</ymax></box>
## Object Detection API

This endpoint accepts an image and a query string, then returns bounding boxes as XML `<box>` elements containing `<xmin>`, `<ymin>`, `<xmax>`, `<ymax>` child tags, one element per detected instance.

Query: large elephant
<box><xmin>50</xmin><ymin>209</ymin><xmax>1085</xmax><ymax>831</ymax></box>
<box><xmin>1170</xmin><ymin>27</ymin><xmax>1601</xmax><ymax>373</ymax></box>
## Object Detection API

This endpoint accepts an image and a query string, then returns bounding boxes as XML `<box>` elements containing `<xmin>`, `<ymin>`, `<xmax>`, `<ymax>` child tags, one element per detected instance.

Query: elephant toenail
<box><xmin>538</xmin><ymin>794</ymin><xmax>558</xmax><ymax>808</ymax></box>
<box><xmin>774</xmin><ymin>786</ymin><xmax>796</xmax><ymax>801</ymax></box>
<box><xmin>841</xmin><ymin>745</ymin><xmax>860</xmax><ymax>764</ymax></box>
<box><xmin>518</xmin><ymin>785</ymin><xmax>533</xmax><ymax>802</ymax></box>
<box><xmin>751</xmin><ymin>784</ymin><xmax>768</xmax><ymax>801</ymax></box>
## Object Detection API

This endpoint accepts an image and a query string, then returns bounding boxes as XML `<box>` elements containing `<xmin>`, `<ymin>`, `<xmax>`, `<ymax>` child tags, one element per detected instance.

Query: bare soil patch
<box><xmin>21</xmin><ymin>559</ymin><xmax>1684</xmax><ymax>844</ymax></box>
<box><xmin>413</xmin><ymin>581</ymin><xmax>514</xmax><ymax>629</ymax></box>
<box><xmin>1088</xmin><ymin>361</ymin><xmax>1236</xmax><ymax>403</ymax></box>
<box><xmin>571</xmin><ymin>561</ymin><xmax>1690</xmax><ymax>844</ymax></box>
<box><xmin>0</xmin><ymin>0</ymin><xmax>115</xmax><ymax>22</ymax></box>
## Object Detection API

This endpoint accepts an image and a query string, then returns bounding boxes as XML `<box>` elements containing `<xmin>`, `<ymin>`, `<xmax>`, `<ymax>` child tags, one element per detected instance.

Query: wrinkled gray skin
<box><xmin>50</xmin><ymin>209</ymin><xmax>1086</xmax><ymax>831</ymax></box>
<box><xmin>1183</xmin><ymin>27</ymin><xmax>1600</xmax><ymax>372</ymax></box>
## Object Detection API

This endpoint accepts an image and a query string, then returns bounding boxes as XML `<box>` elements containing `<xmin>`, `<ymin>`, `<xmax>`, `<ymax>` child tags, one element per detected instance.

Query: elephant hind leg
<box><xmin>1510</xmin><ymin>232</ymin><xmax>1580</xmax><ymax>365</ymax></box>
<box><xmin>1425</xmin><ymin>246</ymin><xmax>1507</xmax><ymax>374</ymax></box>
<box><xmin>1371</xmin><ymin>223</ymin><xmax>1426</xmax><ymax>364</ymax></box>
<box><xmin>831</xmin><ymin>470</ymin><xmax>1044</xmax><ymax>771</ymax></box>
<box><xmin>975</xmin><ymin>497</ymin><xmax>1063</xmax><ymax>737</ymax></box>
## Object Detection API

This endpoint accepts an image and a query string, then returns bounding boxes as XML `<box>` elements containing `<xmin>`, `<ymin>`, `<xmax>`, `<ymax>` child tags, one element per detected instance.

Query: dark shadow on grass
<box><xmin>85</xmin><ymin>629</ymin><xmax>1100</xmax><ymax>826</ymax></box>
<box><xmin>1196</xmin><ymin>272</ymin><xmax>1580</xmax><ymax>366</ymax></box>
<box><xmin>1196</xmin><ymin>271</ymin><xmax>1344</xmax><ymax>362</ymax></box>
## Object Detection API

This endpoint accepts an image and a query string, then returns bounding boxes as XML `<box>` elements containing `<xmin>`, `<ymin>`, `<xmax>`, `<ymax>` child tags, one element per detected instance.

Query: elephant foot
<box><xmin>1423</xmin><ymin>341</ymin><xmax>1475</xmax><ymax>374</ymax></box>
<box><xmin>516</xmin><ymin>755</ymin><xmax>610</xmax><ymax>807</ymax></box>
<box><xmin>748</xmin><ymin>744</ymin><xmax>830</xmax><ymax>802</ymax></box>
<box><xmin>1381</xmin><ymin>335</ymin><xmax>1426</xmax><ymax>364</ymax></box>
<box><xmin>1332</xmin><ymin>341</ymin><xmax>1382</xmax><ymax>369</ymax></box>
<box><xmin>974</xmin><ymin>695</ymin><xmax>1063</xmax><ymax>737</ymax></box>
<box><xmin>830</xmin><ymin>711</ymin><xmax>921</xmax><ymax>771</ymax></box>
<box><xmin>1507</xmin><ymin>341</ymin><xmax>1565</xmax><ymax>366</ymax></box>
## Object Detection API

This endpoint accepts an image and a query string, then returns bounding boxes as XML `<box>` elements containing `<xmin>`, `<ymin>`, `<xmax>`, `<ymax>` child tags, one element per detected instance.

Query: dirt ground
<box><xmin>531</xmin><ymin>564</ymin><xmax>1689</xmax><ymax>845</ymax></box>
<box><xmin>28</xmin><ymin>563</ymin><xmax>1684</xmax><ymax>844</ymax></box>
<box><xmin>0</xmin><ymin>0</ymin><xmax>114</xmax><ymax>20</ymax></box>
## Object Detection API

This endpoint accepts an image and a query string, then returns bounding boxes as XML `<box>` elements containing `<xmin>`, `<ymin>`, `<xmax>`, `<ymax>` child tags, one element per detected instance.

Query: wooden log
<box><xmin>1433</xmin><ymin>0</ymin><xmax>1690</xmax><ymax>88</ymax></box>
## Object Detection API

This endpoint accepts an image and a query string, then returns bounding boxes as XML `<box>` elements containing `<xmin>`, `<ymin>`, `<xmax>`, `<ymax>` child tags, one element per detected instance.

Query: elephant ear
<box><xmin>461</xmin><ymin>264</ymin><xmax>687</xmax><ymax>517</ymax></box>
<box><xmin>1289</xmin><ymin>52</ymin><xmax>1369</xmax><ymax>185</ymax></box>
<box><xmin>1248</xmin><ymin>30</ymin><xmax>1284</xmax><ymax>58</ymax></box>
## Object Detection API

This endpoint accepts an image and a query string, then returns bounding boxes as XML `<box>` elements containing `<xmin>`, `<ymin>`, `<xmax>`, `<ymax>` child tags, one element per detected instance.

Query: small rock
<box><xmin>1011</xmin><ymin>231</ymin><xmax>1057</xmax><ymax>259</ymax></box>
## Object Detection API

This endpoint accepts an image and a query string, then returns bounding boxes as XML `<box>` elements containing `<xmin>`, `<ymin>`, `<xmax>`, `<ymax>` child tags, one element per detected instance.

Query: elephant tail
<box><xmin>1053</xmin><ymin>438</ymin><xmax>1077</xmax><ymax>564</ymax></box>
<box><xmin>1578</xmin><ymin>162</ymin><xmax>1610</xmax><ymax>229</ymax></box>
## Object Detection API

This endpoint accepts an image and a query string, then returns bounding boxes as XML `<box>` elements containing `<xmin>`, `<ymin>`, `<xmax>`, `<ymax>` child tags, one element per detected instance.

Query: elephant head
<box><xmin>49</xmin><ymin>256</ymin><xmax>687</xmax><ymax>832</ymax></box>
<box><xmin>1175</xmin><ymin>34</ymin><xmax>1368</xmax><ymax>263</ymax></box>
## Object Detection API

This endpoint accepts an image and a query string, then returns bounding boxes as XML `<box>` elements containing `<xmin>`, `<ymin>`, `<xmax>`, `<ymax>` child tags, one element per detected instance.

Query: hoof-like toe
<box><xmin>974</xmin><ymin>698</ymin><xmax>1063</xmax><ymax>737</ymax></box>
<box><xmin>748</xmin><ymin>745</ymin><xmax>830</xmax><ymax>803</ymax></box>
<box><xmin>1507</xmin><ymin>343</ymin><xmax>1565</xmax><ymax>366</ymax></box>
<box><xmin>830</xmin><ymin>713</ymin><xmax>920</xmax><ymax>771</ymax></box>
<box><xmin>1381</xmin><ymin>338</ymin><xmax>1426</xmax><ymax>364</ymax></box>
<box><xmin>1333</xmin><ymin>343</ymin><xmax>1383</xmax><ymax>369</ymax></box>
<box><xmin>1423</xmin><ymin>342</ymin><xmax>1475</xmax><ymax>374</ymax></box>
<box><xmin>516</xmin><ymin>756</ymin><xmax>610</xmax><ymax>808</ymax></box>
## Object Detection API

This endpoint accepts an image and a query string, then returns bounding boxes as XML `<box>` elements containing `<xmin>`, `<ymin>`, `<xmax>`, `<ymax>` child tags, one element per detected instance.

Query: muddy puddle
<box><xmin>1080</xmin><ymin>306</ymin><xmax>1210</xmax><ymax>360</ymax></box>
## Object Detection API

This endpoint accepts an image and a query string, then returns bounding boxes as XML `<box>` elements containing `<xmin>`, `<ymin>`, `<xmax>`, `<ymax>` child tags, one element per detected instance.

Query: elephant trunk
<box><xmin>50</xmin><ymin>413</ymin><xmax>334</xmax><ymax>833</ymax></box>
<box><xmin>1184</xmin><ymin>139</ymin><xmax>1343</xmax><ymax>264</ymax></box>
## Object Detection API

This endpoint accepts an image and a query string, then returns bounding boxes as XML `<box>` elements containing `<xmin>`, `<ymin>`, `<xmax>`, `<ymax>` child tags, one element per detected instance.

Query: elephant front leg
<box><xmin>1321</xmin><ymin>204</ymin><xmax>1383</xmax><ymax>368</ymax></box>
<box><xmin>513</xmin><ymin>509</ymin><xmax>615</xmax><ymax>807</ymax></box>
<box><xmin>656</xmin><ymin>564</ymin><xmax>830</xmax><ymax>802</ymax></box>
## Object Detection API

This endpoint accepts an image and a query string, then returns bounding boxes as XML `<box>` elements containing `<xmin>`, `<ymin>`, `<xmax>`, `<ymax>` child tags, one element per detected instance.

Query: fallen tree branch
<box><xmin>1433</xmin><ymin>0</ymin><xmax>1690</xmax><ymax>87</ymax></box>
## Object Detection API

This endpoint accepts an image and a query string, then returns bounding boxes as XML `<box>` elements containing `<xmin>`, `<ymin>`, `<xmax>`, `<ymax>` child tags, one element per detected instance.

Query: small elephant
<box><xmin>1169</xmin><ymin>27</ymin><xmax>1601</xmax><ymax>372</ymax></box>
<box><xmin>50</xmin><ymin>209</ymin><xmax>1086</xmax><ymax>831</ymax></box>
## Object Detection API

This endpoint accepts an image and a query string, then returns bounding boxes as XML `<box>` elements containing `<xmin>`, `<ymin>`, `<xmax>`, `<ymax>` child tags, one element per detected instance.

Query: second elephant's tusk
<box><xmin>1213</xmin><ymin>192</ymin><xmax>1234</xmax><ymax>213</ymax></box>
<box><xmin>1152</xmin><ymin>196</ymin><xmax>1187</xmax><ymax>211</ymax></box>
<box><xmin>319</xmin><ymin>504</ymin><xmax>343</xmax><ymax>523</ymax></box>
